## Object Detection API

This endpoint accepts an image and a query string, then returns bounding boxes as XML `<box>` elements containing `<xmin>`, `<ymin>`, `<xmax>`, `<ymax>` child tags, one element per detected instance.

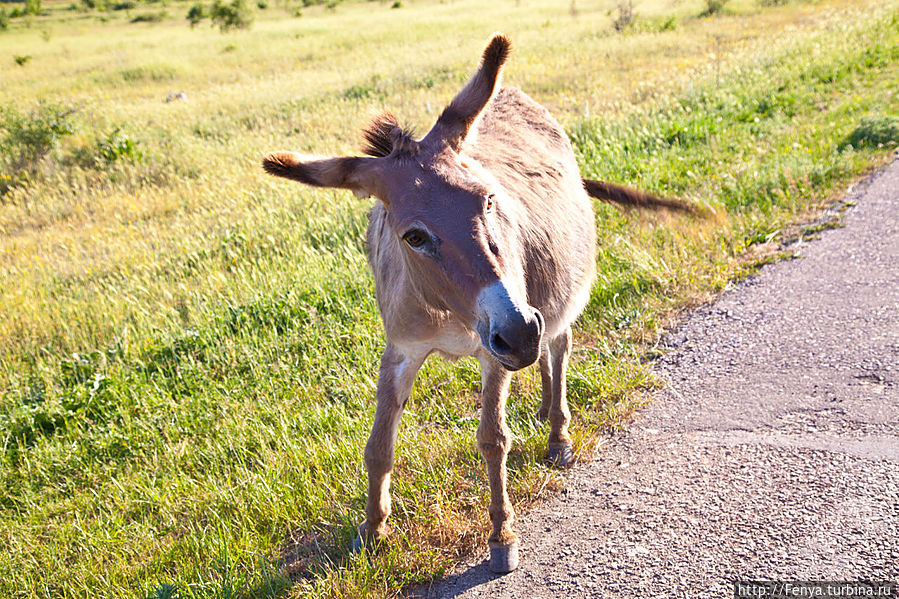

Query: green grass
<box><xmin>1</xmin><ymin>0</ymin><xmax>898</xmax><ymax>597</ymax></box>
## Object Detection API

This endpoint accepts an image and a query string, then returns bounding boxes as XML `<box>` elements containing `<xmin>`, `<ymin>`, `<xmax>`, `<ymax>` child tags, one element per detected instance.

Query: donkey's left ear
<box><xmin>262</xmin><ymin>152</ymin><xmax>381</xmax><ymax>199</ymax></box>
<box><xmin>424</xmin><ymin>33</ymin><xmax>511</xmax><ymax>152</ymax></box>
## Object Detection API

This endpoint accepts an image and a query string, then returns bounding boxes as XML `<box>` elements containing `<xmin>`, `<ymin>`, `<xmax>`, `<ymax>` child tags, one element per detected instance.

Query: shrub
<box><xmin>658</xmin><ymin>15</ymin><xmax>677</xmax><ymax>31</ymax></box>
<box><xmin>613</xmin><ymin>0</ymin><xmax>634</xmax><ymax>31</ymax></box>
<box><xmin>24</xmin><ymin>0</ymin><xmax>41</xmax><ymax>16</ymax></box>
<box><xmin>186</xmin><ymin>2</ymin><xmax>205</xmax><ymax>25</ymax></box>
<box><xmin>95</xmin><ymin>127</ymin><xmax>143</xmax><ymax>164</ymax></box>
<box><xmin>209</xmin><ymin>0</ymin><xmax>252</xmax><ymax>31</ymax></box>
<box><xmin>632</xmin><ymin>15</ymin><xmax>678</xmax><ymax>33</ymax></box>
<box><xmin>0</xmin><ymin>7</ymin><xmax>9</xmax><ymax>30</ymax></box>
<box><xmin>118</xmin><ymin>63</ymin><xmax>178</xmax><ymax>82</ymax></box>
<box><xmin>0</xmin><ymin>103</ymin><xmax>76</xmax><ymax>195</ymax></box>
<box><xmin>130</xmin><ymin>10</ymin><xmax>166</xmax><ymax>22</ymax></box>
<box><xmin>13</xmin><ymin>55</ymin><xmax>31</xmax><ymax>66</ymax></box>
<box><xmin>111</xmin><ymin>1</ymin><xmax>136</xmax><ymax>10</ymax></box>
<box><xmin>700</xmin><ymin>0</ymin><xmax>729</xmax><ymax>16</ymax></box>
<box><xmin>256</xmin><ymin>0</ymin><xmax>266</xmax><ymax>8</ymax></box>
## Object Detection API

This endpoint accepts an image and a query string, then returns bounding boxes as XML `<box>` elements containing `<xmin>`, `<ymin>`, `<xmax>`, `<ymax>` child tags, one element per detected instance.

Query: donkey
<box><xmin>263</xmin><ymin>34</ymin><xmax>691</xmax><ymax>573</ymax></box>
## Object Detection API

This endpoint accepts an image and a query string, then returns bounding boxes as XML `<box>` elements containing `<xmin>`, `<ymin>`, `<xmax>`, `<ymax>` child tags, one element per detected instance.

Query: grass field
<box><xmin>1</xmin><ymin>0</ymin><xmax>898</xmax><ymax>596</ymax></box>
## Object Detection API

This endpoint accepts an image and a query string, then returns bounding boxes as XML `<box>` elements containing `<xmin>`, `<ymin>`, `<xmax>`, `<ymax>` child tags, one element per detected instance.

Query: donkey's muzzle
<box><xmin>476</xmin><ymin>280</ymin><xmax>545</xmax><ymax>371</ymax></box>
<box><xmin>487</xmin><ymin>307</ymin><xmax>544</xmax><ymax>371</ymax></box>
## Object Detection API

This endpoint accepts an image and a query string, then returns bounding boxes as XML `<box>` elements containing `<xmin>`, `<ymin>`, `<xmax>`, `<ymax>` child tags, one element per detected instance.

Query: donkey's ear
<box><xmin>425</xmin><ymin>33</ymin><xmax>511</xmax><ymax>151</ymax></box>
<box><xmin>262</xmin><ymin>152</ymin><xmax>380</xmax><ymax>199</ymax></box>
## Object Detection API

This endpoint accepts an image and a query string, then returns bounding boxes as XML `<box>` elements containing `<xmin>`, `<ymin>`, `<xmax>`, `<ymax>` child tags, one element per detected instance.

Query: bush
<box><xmin>130</xmin><ymin>10</ymin><xmax>166</xmax><ymax>22</ymax></box>
<box><xmin>658</xmin><ymin>15</ymin><xmax>677</xmax><ymax>31</ymax></box>
<box><xmin>13</xmin><ymin>55</ymin><xmax>31</xmax><ymax>66</ymax></box>
<box><xmin>24</xmin><ymin>0</ymin><xmax>41</xmax><ymax>16</ymax></box>
<box><xmin>111</xmin><ymin>1</ymin><xmax>137</xmax><ymax>10</ymax></box>
<box><xmin>95</xmin><ymin>127</ymin><xmax>143</xmax><ymax>164</ymax></box>
<box><xmin>613</xmin><ymin>0</ymin><xmax>634</xmax><ymax>31</ymax></box>
<box><xmin>0</xmin><ymin>103</ymin><xmax>76</xmax><ymax>196</ymax></box>
<box><xmin>186</xmin><ymin>2</ymin><xmax>205</xmax><ymax>25</ymax></box>
<box><xmin>700</xmin><ymin>0</ymin><xmax>729</xmax><ymax>16</ymax></box>
<box><xmin>0</xmin><ymin>7</ymin><xmax>9</xmax><ymax>30</ymax></box>
<box><xmin>209</xmin><ymin>0</ymin><xmax>252</xmax><ymax>31</ymax></box>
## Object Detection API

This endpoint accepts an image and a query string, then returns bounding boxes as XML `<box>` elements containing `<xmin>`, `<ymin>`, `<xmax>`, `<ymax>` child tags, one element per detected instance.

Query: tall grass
<box><xmin>0</xmin><ymin>0</ymin><xmax>897</xmax><ymax>597</ymax></box>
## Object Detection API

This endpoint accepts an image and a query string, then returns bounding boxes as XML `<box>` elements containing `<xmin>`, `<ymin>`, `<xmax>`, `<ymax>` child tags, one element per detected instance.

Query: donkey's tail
<box><xmin>582</xmin><ymin>178</ymin><xmax>699</xmax><ymax>215</ymax></box>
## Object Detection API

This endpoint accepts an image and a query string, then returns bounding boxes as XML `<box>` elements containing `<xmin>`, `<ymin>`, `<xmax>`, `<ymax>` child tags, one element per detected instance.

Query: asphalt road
<box><xmin>417</xmin><ymin>159</ymin><xmax>899</xmax><ymax>598</ymax></box>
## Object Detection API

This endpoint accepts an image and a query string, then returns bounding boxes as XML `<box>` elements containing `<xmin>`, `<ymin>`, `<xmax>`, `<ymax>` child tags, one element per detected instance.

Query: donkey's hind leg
<box><xmin>546</xmin><ymin>326</ymin><xmax>574</xmax><ymax>467</ymax></box>
<box><xmin>354</xmin><ymin>343</ymin><xmax>425</xmax><ymax>550</ymax></box>
<box><xmin>537</xmin><ymin>342</ymin><xmax>552</xmax><ymax>421</ymax></box>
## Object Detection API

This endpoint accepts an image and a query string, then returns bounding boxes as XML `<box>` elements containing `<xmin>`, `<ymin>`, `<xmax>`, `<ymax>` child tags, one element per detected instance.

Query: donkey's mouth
<box><xmin>492</xmin><ymin>350</ymin><xmax>540</xmax><ymax>372</ymax></box>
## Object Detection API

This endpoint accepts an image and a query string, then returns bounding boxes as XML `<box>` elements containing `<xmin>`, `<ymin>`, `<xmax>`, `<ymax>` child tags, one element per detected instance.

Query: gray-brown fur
<box><xmin>583</xmin><ymin>178</ymin><xmax>698</xmax><ymax>213</ymax></box>
<box><xmin>262</xmin><ymin>33</ymin><xmax>682</xmax><ymax>573</ymax></box>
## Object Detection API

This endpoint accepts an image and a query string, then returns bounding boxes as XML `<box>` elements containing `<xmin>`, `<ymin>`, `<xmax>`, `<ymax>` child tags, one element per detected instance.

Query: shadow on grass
<box><xmin>279</xmin><ymin>522</ymin><xmax>350</xmax><ymax>579</ymax></box>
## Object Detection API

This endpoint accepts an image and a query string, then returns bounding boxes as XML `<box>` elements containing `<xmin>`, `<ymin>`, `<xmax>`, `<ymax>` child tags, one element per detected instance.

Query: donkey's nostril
<box><xmin>533</xmin><ymin>309</ymin><xmax>545</xmax><ymax>336</ymax></box>
<box><xmin>492</xmin><ymin>332</ymin><xmax>512</xmax><ymax>354</ymax></box>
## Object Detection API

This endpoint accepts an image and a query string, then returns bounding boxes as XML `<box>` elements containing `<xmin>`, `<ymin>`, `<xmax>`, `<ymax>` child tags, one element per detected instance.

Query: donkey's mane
<box><xmin>360</xmin><ymin>112</ymin><xmax>417</xmax><ymax>158</ymax></box>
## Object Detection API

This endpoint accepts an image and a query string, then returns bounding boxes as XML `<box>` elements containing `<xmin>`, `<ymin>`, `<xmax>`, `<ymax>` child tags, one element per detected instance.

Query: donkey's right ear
<box><xmin>262</xmin><ymin>152</ymin><xmax>381</xmax><ymax>199</ymax></box>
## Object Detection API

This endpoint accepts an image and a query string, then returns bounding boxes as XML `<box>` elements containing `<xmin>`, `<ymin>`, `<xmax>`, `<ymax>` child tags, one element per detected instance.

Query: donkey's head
<box><xmin>263</xmin><ymin>34</ymin><xmax>543</xmax><ymax>370</ymax></box>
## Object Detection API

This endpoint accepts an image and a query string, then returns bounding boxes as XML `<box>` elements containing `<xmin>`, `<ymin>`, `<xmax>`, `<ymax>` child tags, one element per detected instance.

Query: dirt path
<box><xmin>417</xmin><ymin>159</ymin><xmax>899</xmax><ymax>598</ymax></box>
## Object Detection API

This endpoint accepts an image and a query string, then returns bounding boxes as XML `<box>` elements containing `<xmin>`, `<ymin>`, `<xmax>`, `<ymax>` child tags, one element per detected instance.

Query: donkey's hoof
<box><xmin>536</xmin><ymin>407</ymin><xmax>549</xmax><ymax>422</ymax></box>
<box><xmin>488</xmin><ymin>539</ymin><xmax>520</xmax><ymax>573</ymax></box>
<box><xmin>351</xmin><ymin>533</ymin><xmax>364</xmax><ymax>553</ymax></box>
<box><xmin>352</xmin><ymin>522</ymin><xmax>385</xmax><ymax>553</ymax></box>
<box><xmin>546</xmin><ymin>442</ymin><xmax>574</xmax><ymax>468</ymax></box>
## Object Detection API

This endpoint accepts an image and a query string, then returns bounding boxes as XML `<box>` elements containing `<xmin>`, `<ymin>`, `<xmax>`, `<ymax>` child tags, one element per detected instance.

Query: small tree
<box><xmin>700</xmin><ymin>0</ymin><xmax>730</xmax><ymax>16</ymax></box>
<box><xmin>186</xmin><ymin>3</ymin><xmax>205</xmax><ymax>27</ymax></box>
<box><xmin>0</xmin><ymin>103</ymin><xmax>76</xmax><ymax>195</ymax></box>
<box><xmin>210</xmin><ymin>0</ymin><xmax>252</xmax><ymax>31</ymax></box>
<box><xmin>24</xmin><ymin>0</ymin><xmax>42</xmax><ymax>16</ymax></box>
<box><xmin>613</xmin><ymin>0</ymin><xmax>634</xmax><ymax>31</ymax></box>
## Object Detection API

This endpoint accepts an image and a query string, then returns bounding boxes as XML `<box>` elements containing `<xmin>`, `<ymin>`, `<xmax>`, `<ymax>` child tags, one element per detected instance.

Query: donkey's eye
<box><xmin>485</xmin><ymin>194</ymin><xmax>495</xmax><ymax>213</ymax></box>
<box><xmin>403</xmin><ymin>229</ymin><xmax>428</xmax><ymax>249</ymax></box>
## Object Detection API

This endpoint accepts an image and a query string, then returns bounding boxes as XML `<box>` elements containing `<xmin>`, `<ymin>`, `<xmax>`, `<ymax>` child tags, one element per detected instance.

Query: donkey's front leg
<box><xmin>355</xmin><ymin>343</ymin><xmax>425</xmax><ymax>549</ymax></box>
<box><xmin>477</xmin><ymin>355</ymin><xmax>518</xmax><ymax>573</ymax></box>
